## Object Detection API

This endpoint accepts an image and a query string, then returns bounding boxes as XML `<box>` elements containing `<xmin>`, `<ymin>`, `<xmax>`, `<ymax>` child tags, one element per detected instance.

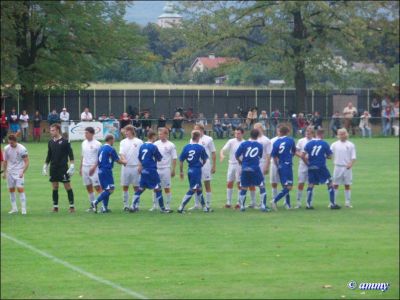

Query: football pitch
<box><xmin>1</xmin><ymin>137</ymin><xmax>399</xmax><ymax>299</ymax></box>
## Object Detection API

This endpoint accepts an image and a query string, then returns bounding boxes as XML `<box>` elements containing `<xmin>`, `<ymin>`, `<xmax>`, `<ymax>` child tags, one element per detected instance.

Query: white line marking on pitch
<box><xmin>1</xmin><ymin>232</ymin><xmax>148</xmax><ymax>299</ymax></box>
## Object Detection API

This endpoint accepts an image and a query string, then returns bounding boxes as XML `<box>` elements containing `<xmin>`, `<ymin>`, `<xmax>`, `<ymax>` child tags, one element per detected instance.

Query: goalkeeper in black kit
<box><xmin>43</xmin><ymin>123</ymin><xmax>76</xmax><ymax>212</ymax></box>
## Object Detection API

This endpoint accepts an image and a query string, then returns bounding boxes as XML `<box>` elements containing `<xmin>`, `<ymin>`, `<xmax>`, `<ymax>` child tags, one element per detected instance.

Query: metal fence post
<box><xmin>367</xmin><ymin>88</ymin><xmax>370</xmax><ymax>110</ymax></box>
<box><xmin>212</xmin><ymin>89</ymin><xmax>215</xmax><ymax>106</ymax></box>
<box><xmin>197</xmin><ymin>89</ymin><xmax>199</xmax><ymax>113</ymax></box>
<box><xmin>311</xmin><ymin>89</ymin><xmax>315</xmax><ymax>113</ymax></box>
<box><xmin>63</xmin><ymin>89</ymin><xmax>66</xmax><ymax>108</ymax></box>
<box><xmin>17</xmin><ymin>89</ymin><xmax>20</xmax><ymax>113</ymax></box>
<box><xmin>47</xmin><ymin>90</ymin><xmax>50</xmax><ymax>114</ymax></box>
<box><xmin>255</xmin><ymin>89</ymin><xmax>258</xmax><ymax>107</ymax></box>
<box><xmin>94</xmin><ymin>88</ymin><xmax>96</xmax><ymax>116</ymax></box>
<box><xmin>325</xmin><ymin>91</ymin><xmax>328</xmax><ymax>118</ymax></box>
<box><xmin>269</xmin><ymin>89</ymin><xmax>272</xmax><ymax>113</ymax></box>
<box><xmin>93</xmin><ymin>89</ymin><xmax>97</xmax><ymax>118</ymax></box>
<box><xmin>283</xmin><ymin>89</ymin><xmax>286</xmax><ymax>116</ymax></box>
<box><xmin>138</xmin><ymin>89</ymin><xmax>141</xmax><ymax>113</ymax></box>
<box><xmin>123</xmin><ymin>89</ymin><xmax>126</xmax><ymax>112</ymax></box>
<box><xmin>78</xmin><ymin>90</ymin><xmax>81</xmax><ymax>113</ymax></box>
<box><xmin>108</xmin><ymin>89</ymin><xmax>111</xmax><ymax>115</ymax></box>
<box><xmin>153</xmin><ymin>89</ymin><xmax>156</xmax><ymax>105</ymax></box>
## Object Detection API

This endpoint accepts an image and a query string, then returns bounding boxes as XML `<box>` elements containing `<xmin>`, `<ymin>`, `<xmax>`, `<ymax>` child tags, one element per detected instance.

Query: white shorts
<box><xmin>333</xmin><ymin>166</ymin><xmax>353</xmax><ymax>185</ymax></box>
<box><xmin>269</xmin><ymin>161</ymin><xmax>280</xmax><ymax>184</ymax></box>
<box><xmin>227</xmin><ymin>163</ymin><xmax>241</xmax><ymax>183</ymax></box>
<box><xmin>7</xmin><ymin>173</ymin><xmax>24</xmax><ymax>188</ymax></box>
<box><xmin>298</xmin><ymin>166</ymin><xmax>309</xmax><ymax>184</ymax></box>
<box><xmin>82</xmin><ymin>166</ymin><xmax>100</xmax><ymax>187</ymax></box>
<box><xmin>121</xmin><ymin>165</ymin><xmax>140</xmax><ymax>187</ymax></box>
<box><xmin>202</xmin><ymin>161</ymin><xmax>212</xmax><ymax>181</ymax></box>
<box><xmin>158</xmin><ymin>168</ymin><xmax>171</xmax><ymax>189</ymax></box>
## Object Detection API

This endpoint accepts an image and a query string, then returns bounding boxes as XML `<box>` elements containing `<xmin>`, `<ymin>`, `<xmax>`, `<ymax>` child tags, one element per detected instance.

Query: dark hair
<box><xmin>147</xmin><ymin>130</ymin><xmax>156</xmax><ymax>140</ymax></box>
<box><xmin>85</xmin><ymin>127</ymin><xmax>95</xmax><ymax>135</ymax></box>
<box><xmin>105</xmin><ymin>134</ymin><xmax>114</xmax><ymax>142</ymax></box>
<box><xmin>279</xmin><ymin>125</ymin><xmax>290</xmax><ymax>136</ymax></box>
<box><xmin>50</xmin><ymin>123</ymin><xmax>61</xmax><ymax>133</ymax></box>
<box><xmin>235</xmin><ymin>127</ymin><xmax>244</xmax><ymax>134</ymax></box>
<box><xmin>8</xmin><ymin>134</ymin><xmax>17</xmax><ymax>142</ymax></box>
<box><xmin>250</xmin><ymin>129</ymin><xmax>259</xmax><ymax>140</ymax></box>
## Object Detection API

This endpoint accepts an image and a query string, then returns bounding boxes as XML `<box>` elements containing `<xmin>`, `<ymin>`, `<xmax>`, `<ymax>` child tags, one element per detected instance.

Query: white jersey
<box><xmin>296</xmin><ymin>137</ymin><xmax>312</xmax><ymax>170</ymax></box>
<box><xmin>330</xmin><ymin>140</ymin><xmax>356</xmax><ymax>166</ymax></box>
<box><xmin>119</xmin><ymin>137</ymin><xmax>143</xmax><ymax>166</ymax></box>
<box><xmin>4</xmin><ymin>144</ymin><xmax>28</xmax><ymax>175</ymax></box>
<box><xmin>222</xmin><ymin>138</ymin><xmax>244</xmax><ymax>164</ymax></box>
<box><xmin>269</xmin><ymin>136</ymin><xmax>280</xmax><ymax>162</ymax></box>
<box><xmin>154</xmin><ymin>140</ymin><xmax>177</xmax><ymax>169</ymax></box>
<box><xmin>81</xmin><ymin>139</ymin><xmax>102</xmax><ymax>166</ymax></box>
<box><xmin>190</xmin><ymin>134</ymin><xmax>216</xmax><ymax>158</ymax></box>
<box><xmin>256</xmin><ymin>135</ymin><xmax>272</xmax><ymax>162</ymax></box>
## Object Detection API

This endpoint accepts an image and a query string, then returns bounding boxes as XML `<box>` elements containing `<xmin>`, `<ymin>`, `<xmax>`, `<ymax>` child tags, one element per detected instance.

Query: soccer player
<box><xmin>269</xmin><ymin>125</ymin><xmax>282</xmax><ymax>200</ymax></box>
<box><xmin>3</xmin><ymin>134</ymin><xmax>29</xmax><ymax>214</ymax></box>
<box><xmin>295</xmin><ymin>126</ymin><xmax>315</xmax><ymax>208</ymax></box>
<box><xmin>270</xmin><ymin>125</ymin><xmax>296</xmax><ymax>211</ymax></box>
<box><xmin>235</xmin><ymin>129</ymin><xmax>270</xmax><ymax>212</ymax></box>
<box><xmin>220</xmin><ymin>127</ymin><xmax>244</xmax><ymax>208</ymax></box>
<box><xmin>178</xmin><ymin>130</ymin><xmax>209</xmax><ymax>213</ymax></box>
<box><xmin>330</xmin><ymin>128</ymin><xmax>356</xmax><ymax>208</ymax></box>
<box><xmin>189</xmin><ymin>124</ymin><xmax>216</xmax><ymax>210</ymax></box>
<box><xmin>119</xmin><ymin>125</ymin><xmax>143</xmax><ymax>211</ymax></box>
<box><xmin>302</xmin><ymin>129</ymin><xmax>341</xmax><ymax>209</ymax></box>
<box><xmin>91</xmin><ymin>134</ymin><xmax>126</xmax><ymax>213</ymax></box>
<box><xmin>43</xmin><ymin>123</ymin><xmax>75</xmax><ymax>212</ymax></box>
<box><xmin>150</xmin><ymin>127</ymin><xmax>177</xmax><ymax>211</ymax></box>
<box><xmin>130</xmin><ymin>130</ymin><xmax>172</xmax><ymax>213</ymax></box>
<box><xmin>80</xmin><ymin>127</ymin><xmax>102</xmax><ymax>210</ymax></box>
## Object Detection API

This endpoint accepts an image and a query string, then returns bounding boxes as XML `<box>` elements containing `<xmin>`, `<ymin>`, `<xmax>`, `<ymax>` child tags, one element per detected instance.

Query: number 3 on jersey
<box><xmin>245</xmin><ymin>146</ymin><xmax>258</xmax><ymax>158</ymax></box>
<box><xmin>187</xmin><ymin>150</ymin><xmax>195</xmax><ymax>161</ymax></box>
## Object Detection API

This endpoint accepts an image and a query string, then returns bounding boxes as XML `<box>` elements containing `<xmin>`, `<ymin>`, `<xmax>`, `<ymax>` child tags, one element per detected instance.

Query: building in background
<box><xmin>157</xmin><ymin>1</ymin><xmax>182</xmax><ymax>28</ymax></box>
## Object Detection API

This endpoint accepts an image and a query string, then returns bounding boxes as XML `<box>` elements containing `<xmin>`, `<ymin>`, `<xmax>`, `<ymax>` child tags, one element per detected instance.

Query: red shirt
<box><xmin>1</xmin><ymin>113</ymin><xmax>8</xmax><ymax>129</ymax></box>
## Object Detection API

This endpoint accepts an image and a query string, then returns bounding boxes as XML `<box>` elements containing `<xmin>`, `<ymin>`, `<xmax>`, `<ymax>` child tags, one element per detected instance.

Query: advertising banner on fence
<box><xmin>68</xmin><ymin>122</ymin><xmax>104</xmax><ymax>141</ymax></box>
<box><xmin>102</xmin><ymin>120</ymin><xmax>120</xmax><ymax>140</ymax></box>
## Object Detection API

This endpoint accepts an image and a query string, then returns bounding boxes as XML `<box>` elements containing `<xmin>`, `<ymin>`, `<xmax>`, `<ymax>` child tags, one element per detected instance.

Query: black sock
<box><xmin>52</xmin><ymin>190</ymin><xmax>59</xmax><ymax>206</ymax></box>
<box><xmin>67</xmin><ymin>189</ymin><xmax>74</xmax><ymax>207</ymax></box>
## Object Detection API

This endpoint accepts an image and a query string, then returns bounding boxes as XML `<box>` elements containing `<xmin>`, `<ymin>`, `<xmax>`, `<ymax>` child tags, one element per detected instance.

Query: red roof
<box><xmin>191</xmin><ymin>57</ymin><xmax>238</xmax><ymax>70</ymax></box>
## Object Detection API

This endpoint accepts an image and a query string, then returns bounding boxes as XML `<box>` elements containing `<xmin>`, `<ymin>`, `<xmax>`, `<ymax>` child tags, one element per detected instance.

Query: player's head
<box><xmin>250</xmin><ymin>129</ymin><xmax>259</xmax><ymax>140</ymax></box>
<box><xmin>7</xmin><ymin>134</ymin><xmax>17</xmax><ymax>147</ymax></box>
<box><xmin>147</xmin><ymin>130</ymin><xmax>157</xmax><ymax>142</ymax></box>
<box><xmin>253</xmin><ymin>122</ymin><xmax>264</xmax><ymax>136</ymax></box>
<box><xmin>50</xmin><ymin>123</ymin><xmax>61</xmax><ymax>138</ymax></box>
<box><xmin>234</xmin><ymin>127</ymin><xmax>244</xmax><ymax>139</ymax></box>
<box><xmin>316</xmin><ymin>128</ymin><xmax>325</xmax><ymax>139</ymax></box>
<box><xmin>279</xmin><ymin>125</ymin><xmax>290</xmax><ymax>136</ymax></box>
<box><xmin>191</xmin><ymin>130</ymin><xmax>201</xmax><ymax>142</ymax></box>
<box><xmin>124</xmin><ymin>125</ymin><xmax>135</xmax><ymax>138</ymax></box>
<box><xmin>305</xmin><ymin>126</ymin><xmax>315</xmax><ymax>139</ymax></box>
<box><xmin>194</xmin><ymin>124</ymin><xmax>204</xmax><ymax>135</ymax></box>
<box><xmin>105</xmin><ymin>134</ymin><xmax>115</xmax><ymax>145</ymax></box>
<box><xmin>275</xmin><ymin>124</ymin><xmax>282</xmax><ymax>136</ymax></box>
<box><xmin>158</xmin><ymin>127</ymin><xmax>169</xmax><ymax>141</ymax></box>
<box><xmin>85</xmin><ymin>127</ymin><xmax>95</xmax><ymax>140</ymax></box>
<box><xmin>337</xmin><ymin>128</ymin><xmax>348</xmax><ymax>141</ymax></box>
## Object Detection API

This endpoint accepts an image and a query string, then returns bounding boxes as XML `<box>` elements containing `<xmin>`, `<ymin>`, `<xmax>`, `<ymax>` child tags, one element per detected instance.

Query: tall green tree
<box><xmin>179</xmin><ymin>1</ymin><xmax>399</xmax><ymax>113</ymax></box>
<box><xmin>1</xmin><ymin>1</ymin><xmax>147</xmax><ymax>112</ymax></box>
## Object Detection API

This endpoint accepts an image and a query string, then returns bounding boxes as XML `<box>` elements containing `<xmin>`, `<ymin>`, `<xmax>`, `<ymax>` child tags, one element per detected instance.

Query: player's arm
<box><xmin>171</xmin><ymin>158</ymin><xmax>177</xmax><ymax>177</ymax></box>
<box><xmin>347</xmin><ymin>145</ymin><xmax>356</xmax><ymax>169</ymax></box>
<box><xmin>79</xmin><ymin>154</ymin><xmax>83</xmax><ymax>176</ymax></box>
<box><xmin>114</xmin><ymin>149</ymin><xmax>127</xmax><ymax>166</ymax></box>
<box><xmin>43</xmin><ymin>142</ymin><xmax>51</xmax><ymax>175</ymax></box>
<box><xmin>20</xmin><ymin>155</ymin><xmax>29</xmax><ymax>178</ymax></box>
<box><xmin>220</xmin><ymin>142</ymin><xmax>229</xmax><ymax>162</ymax></box>
<box><xmin>264</xmin><ymin>153</ymin><xmax>270</xmax><ymax>175</ymax></box>
<box><xmin>67</xmin><ymin>142</ymin><xmax>75</xmax><ymax>176</ymax></box>
<box><xmin>211</xmin><ymin>151</ymin><xmax>216</xmax><ymax>173</ymax></box>
<box><xmin>2</xmin><ymin>159</ymin><xmax>7</xmax><ymax>179</ymax></box>
<box><xmin>179</xmin><ymin>160</ymin><xmax>184</xmax><ymax>180</ymax></box>
<box><xmin>235</xmin><ymin>146</ymin><xmax>242</xmax><ymax>165</ymax></box>
<box><xmin>301</xmin><ymin>152</ymin><xmax>309</xmax><ymax>166</ymax></box>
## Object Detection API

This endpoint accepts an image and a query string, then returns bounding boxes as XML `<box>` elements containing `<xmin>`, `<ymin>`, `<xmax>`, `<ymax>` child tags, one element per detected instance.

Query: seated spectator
<box><xmin>221</xmin><ymin>113</ymin><xmax>232</xmax><ymax>138</ymax></box>
<box><xmin>196</xmin><ymin>113</ymin><xmax>208</xmax><ymax>126</ymax></box>
<box><xmin>311</xmin><ymin>111</ymin><xmax>323</xmax><ymax>130</ymax></box>
<box><xmin>32</xmin><ymin>110</ymin><xmax>42</xmax><ymax>142</ymax></box>
<box><xmin>141</xmin><ymin>112</ymin><xmax>152</xmax><ymax>137</ymax></box>
<box><xmin>47</xmin><ymin>109</ymin><xmax>60</xmax><ymax>126</ymax></box>
<box><xmin>108</xmin><ymin>113</ymin><xmax>116</xmax><ymax>120</ymax></box>
<box><xmin>359</xmin><ymin>111</ymin><xmax>372</xmax><ymax>138</ymax></box>
<box><xmin>157</xmin><ymin>114</ymin><xmax>167</xmax><ymax>129</ymax></box>
<box><xmin>8</xmin><ymin>108</ymin><xmax>20</xmax><ymax>136</ymax></box>
<box><xmin>172</xmin><ymin>112</ymin><xmax>184</xmax><ymax>139</ymax></box>
<box><xmin>80</xmin><ymin>107</ymin><xmax>93</xmax><ymax>121</ymax></box>
<box><xmin>119</xmin><ymin>112</ymin><xmax>132</xmax><ymax>133</ymax></box>
<box><xmin>132</xmin><ymin>114</ymin><xmax>143</xmax><ymax>139</ymax></box>
<box><xmin>231</xmin><ymin>113</ymin><xmax>242</xmax><ymax>131</ymax></box>
<box><xmin>98</xmin><ymin>113</ymin><xmax>108</xmax><ymax>122</ymax></box>
<box><xmin>213</xmin><ymin>114</ymin><xmax>223</xmax><ymax>139</ymax></box>
<box><xmin>330</xmin><ymin>111</ymin><xmax>341</xmax><ymax>137</ymax></box>
<box><xmin>19</xmin><ymin>110</ymin><xmax>29</xmax><ymax>142</ymax></box>
<box><xmin>297</xmin><ymin>113</ymin><xmax>307</xmax><ymax>137</ymax></box>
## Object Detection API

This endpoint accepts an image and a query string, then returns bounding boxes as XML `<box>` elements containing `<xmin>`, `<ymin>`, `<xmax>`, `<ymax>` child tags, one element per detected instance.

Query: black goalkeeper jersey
<box><xmin>45</xmin><ymin>137</ymin><xmax>74</xmax><ymax>168</ymax></box>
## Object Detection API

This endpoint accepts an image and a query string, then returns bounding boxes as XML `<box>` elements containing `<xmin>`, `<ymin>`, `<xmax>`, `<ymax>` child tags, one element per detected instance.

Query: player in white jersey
<box><xmin>330</xmin><ymin>128</ymin><xmax>356</xmax><ymax>208</ymax></box>
<box><xmin>189</xmin><ymin>124</ymin><xmax>216</xmax><ymax>210</ymax></box>
<box><xmin>269</xmin><ymin>125</ymin><xmax>282</xmax><ymax>200</ymax></box>
<box><xmin>220</xmin><ymin>127</ymin><xmax>244</xmax><ymax>208</ymax></box>
<box><xmin>3</xmin><ymin>134</ymin><xmax>29</xmax><ymax>214</ymax></box>
<box><xmin>294</xmin><ymin>126</ymin><xmax>315</xmax><ymax>208</ymax></box>
<box><xmin>79</xmin><ymin>127</ymin><xmax>102</xmax><ymax>211</ymax></box>
<box><xmin>119</xmin><ymin>125</ymin><xmax>143</xmax><ymax>211</ymax></box>
<box><xmin>150</xmin><ymin>127</ymin><xmax>177</xmax><ymax>211</ymax></box>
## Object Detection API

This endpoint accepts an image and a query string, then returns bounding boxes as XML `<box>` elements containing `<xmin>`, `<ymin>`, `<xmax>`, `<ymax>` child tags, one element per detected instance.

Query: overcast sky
<box><xmin>124</xmin><ymin>1</ymin><xmax>166</xmax><ymax>25</ymax></box>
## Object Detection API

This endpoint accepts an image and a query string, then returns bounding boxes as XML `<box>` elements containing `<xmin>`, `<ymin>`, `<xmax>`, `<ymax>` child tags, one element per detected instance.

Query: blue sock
<box><xmin>180</xmin><ymin>190</ymin><xmax>194</xmax><ymax>210</ymax></box>
<box><xmin>103</xmin><ymin>193</ymin><xmax>110</xmax><ymax>209</ymax></box>
<box><xmin>328</xmin><ymin>185</ymin><xmax>335</xmax><ymax>205</ymax></box>
<box><xmin>132</xmin><ymin>188</ymin><xmax>144</xmax><ymax>208</ymax></box>
<box><xmin>307</xmin><ymin>187</ymin><xmax>313</xmax><ymax>207</ymax></box>
<box><xmin>260</xmin><ymin>186</ymin><xmax>267</xmax><ymax>208</ymax></box>
<box><xmin>274</xmin><ymin>187</ymin><xmax>289</xmax><ymax>203</ymax></box>
<box><xmin>156</xmin><ymin>190</ymin><xmax>165</xmax><ymax>210</ymax></box>
<box><xmin>196</xmin><ymin>190</ymin><xmax>205</xmax><ymax>207</ymax></box>
<box><xmin>285</xmin><ymin>194</ymin><xmax>291</xmax><ymax>207</ymax></box>
<box><xmin>95</xmin><ymin>190</ymin><xmax>110</xmax><ymax>206</ymax></box>
<box><xmin>239</xmin><ymin>189</ymin><xmax>247</xmax><ymax>208</ymax></box>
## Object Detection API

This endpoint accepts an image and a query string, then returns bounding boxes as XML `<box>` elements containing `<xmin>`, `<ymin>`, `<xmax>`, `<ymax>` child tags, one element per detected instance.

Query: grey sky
<box><xmin>124</xmin><ymin>1</ymin><xmax>166</xmax><ymax>25</ymax></box>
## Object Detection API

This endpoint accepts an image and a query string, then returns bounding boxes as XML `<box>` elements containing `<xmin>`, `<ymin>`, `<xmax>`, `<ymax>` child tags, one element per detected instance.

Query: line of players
<box><xmin>2</xmin><ymin>121</ymin><xmax>356</xmax><ymax>214</ymax></box>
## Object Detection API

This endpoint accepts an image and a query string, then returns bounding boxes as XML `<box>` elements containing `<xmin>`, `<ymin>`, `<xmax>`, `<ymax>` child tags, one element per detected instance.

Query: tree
<box><xmin>1</xmin><ymin>1</ymin><xmax>147</xmax><ymax>112</ymax></box>
<box><xmin>179</xmin><ymin>1</ymin><xmax>399</xmax><ymax>113</ymax></box>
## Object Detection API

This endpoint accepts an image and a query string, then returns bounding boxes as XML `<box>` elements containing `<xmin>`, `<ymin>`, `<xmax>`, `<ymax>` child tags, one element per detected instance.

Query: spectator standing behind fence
<box><xmin>370</xmin><ymin>98</ymin><xmax>380</xmax><ymax>123</ymax></box>
<box><xmin>246</xmin><ymin>108</ymin><xmax>257</xmax><ymax>129</ymax></box>
<box><xmin>231</xmin><ymin>113</ymin><xmax>242</xmax><ymax>131</ymax></box>
<box><xmin>382</xmin><ymin>104</ymin><xmax>394</xmax><ymax>136</ymax></box>
<box><xmin>19</xmin><ymin>110</ymin><xmax>29</xmax><ymax>142</ymax></box>
<box><xmin>47</xmin><ymin>109</ymin><xmax>60</xmax><ymax>126</ymax></box>
<box><xmin>172</xmin><ymin>112</ymin><xmax>184</xmax><ymax>139</ymax></box>
<box><xmin>290</xmin><ymin>114</ymin><xmax>298</xmax><ymax>138</ymax></box>
<box><xmin>330</xmin><ymin>111</ymin><xmax>341</xmax><ymax>137</ymax></box>
<box><xmin>297</xmin><ymin>113</ymin><xmax>306</xmax><ymax>137</ymax></box>
<box><xmin>1</xmin><ymin>109</ymin><xmax>9</xmax><ymax>143</ymax></box>
<box><xmin>80</xmin><ymin>107</ymin><xmax>93</xmax><ymax>121</ymax></box>
<box><xmin>393</xmin><ymin>100</ymin><xmax>399</xmax><ymax>137</ymax></box>
<box><xmin>221</xmin><ymin>113</ymin><xmax>232</xmax><ymax>138</ymax></box>
<box><xmin>8</xmin><ymin>108</ymin><xmax>20</xmax><ymax>137</ymax></box>
<box><xmin>60</xmin><ymin>108</ymin><xmax>70</xmax><ymax>134</ymax></box>
<box><xmin>157</xmin><ymin>114</ymin><xmax>167</xmax><ymax>129</ymax></box>
<box><xmin>311</xmin><ymin>111</ymin><xmax>323</xmax><ymax>130</ymax></box>
<box><xmin>196</xmin><ymin>113</ymin><xmax>208</xmax><ymax>126</ymax></box>
<box><xmin>270</xmin><ymin>108</ymin><xmax>281</xmax><ymax>134</ymax></box>
<box><xmin>33</xmin><ymin>111</ymin><xmax>42</xmax><ymax>142</ymax></box>
<box><xmin>132</xmin><ymin>115</ymin><xmax>143</xmax><ymax>139</ymax></box>
<box><xmin>119</xmin><ymin>112</ymin><xmax>131</xmax><ymax>134</ymax></box>
<box><xmin>258</xmin><ymin>110</ymin><xmax>269</xmax><ymax>133</ymax></box>
<box><xmin>343</xmin><ymin>102</ymin><xmax>357</xmax><ymax>136</ymax></box>
<box><xmin>141</xmin><ymin>112</ymin><xmax>152</xmax><ymax>137</ymax></box>
<box><xmin>359</xmin><ymin>111</ymin><xmax>372</xmax><ymax>138</ymax></box>
<box><xmin>213</xmin><ymin>114</ymin><xmax>223</xmax><ymax>139</ymax></box>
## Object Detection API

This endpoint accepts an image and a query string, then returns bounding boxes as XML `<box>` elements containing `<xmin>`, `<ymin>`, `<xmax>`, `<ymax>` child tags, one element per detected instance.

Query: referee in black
<box><xmin>42</xmin><ymin>123</ymin><xmax>76</xmax><ymax>212</ymax></box>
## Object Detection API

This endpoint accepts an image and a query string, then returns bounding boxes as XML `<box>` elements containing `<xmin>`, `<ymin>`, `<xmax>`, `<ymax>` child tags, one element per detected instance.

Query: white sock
<box><xmin>334</xmin><ymin>188</ymin><xmax>339</xmax><ymax>204</ymax></box>
<box><xmin>206</xmin><ymin>192</ymin><xmax>212</xmax><ymax>207</ymax></box>
<box><xmin>237</xmin><ymin>190</ymin><xmax>241</xmax><ymax>204</ymax></box>
<box><xmin>20</xmin><ymin>193</ymin><xmax>27</xmax><ymax>211</ymax></box>
<box><xmin>180</xmin><ymin>193</ymin><xmax>192</xmax><ymax>210</ymax></box>
<box><xmin>123</xmin><ymin>191</ymin><xmax>129</xmax><ymax>207</ymax></box>
<box><xmin>250</xmin><ymin>190</ymin><xmax>256</xmax><ymax>205</ymax></box>
<box><xmin>89</xmin><ymin>192</ymin><xmax>95</xmax><ymax>204</ymax></box>
<box><xmin>165</xmin><ymin>193</ymin><xmax>171</xmax><ymax>209</ymax></box>
<box><xmin>239</xmin><ymin>194</ymin><xmax>246</xmax><ymax>209</ymax></box>
<box><xmin>194</xmin><ymin>193</ymin><xmax>200</xmax><ymax>206</ymax></box>
<box><xmin>226</xmin><ymin>188</ymin><xmax>233</xmax><ymax>205</ymax></box>
<box><xmin>272</xmin><ymin>188</ymin><xmax>278</xmax><ymax>199</ymax></box>
<box><xmin>345</xmin><ymin>190</ymin><xmax>351</xmax><ymax>203</ymax></box>
<box><xmin>10</xmin><ymin>192</ymin><xmax>17</xmax><ymax>211</ymax></box>
<box><xmin>296</xmin><ymin>190</ymin><xmax>303</xmax><ymax>202</ymax></box>
<box><xmin>152</xmin><ymin>192</ymin><xmax>158</xmax><ymax>208</ymax></box>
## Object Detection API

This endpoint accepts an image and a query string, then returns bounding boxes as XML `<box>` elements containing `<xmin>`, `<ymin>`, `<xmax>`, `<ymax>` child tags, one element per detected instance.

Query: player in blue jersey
<box><xmin>235</xmin><ymin>129</ymin><xmax>270</xmax><ymax>212</ymax></box>
<box><xmin>177</xmin><ymin>130</ymin><xmax>210</xmax><ymax>213</ymax></box>
<box><xmin>302</xmin><ymin>129</ymin><xmax>341</xmax><ymax>209</ymax></box>
<box><xmin>130</xmin><ymin>130</ymin><xmax>173</xmax><ymax>213</ymax></box>
<box><xmin>90</xmin><ymin>134</ymin><xmax>127</xmax><ymax>213</ymax></box>
<box><xmin>270</xmin><ymin>125</ymin><xmax>296</xmax><ymax>210</ymax></box>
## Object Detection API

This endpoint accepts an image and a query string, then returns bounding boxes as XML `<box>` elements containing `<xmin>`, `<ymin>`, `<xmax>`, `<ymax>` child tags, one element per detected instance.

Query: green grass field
<box><xmin>1</xmin><ymin>137</ymin><xmax>399</xmax><ymax>299</ymax></box>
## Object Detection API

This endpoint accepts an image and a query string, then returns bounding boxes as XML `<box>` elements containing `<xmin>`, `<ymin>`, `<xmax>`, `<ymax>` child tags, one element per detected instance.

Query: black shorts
<box><xmin>49</xmin><ymin>166</ymin><xmax>70</xmax><ymax>183</ymax></box>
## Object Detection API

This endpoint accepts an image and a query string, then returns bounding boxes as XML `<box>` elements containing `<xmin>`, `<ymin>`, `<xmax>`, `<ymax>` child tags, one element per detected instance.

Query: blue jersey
<box><xmin>235</xmin><ymin>141</ymin><xmax>263</xmax><ymax>170</ymax></box>
<box><xmin>139</xmin><ymin>142</ymin><xmax>162</xmax><ymax>169</ymax></box>
<box><xmin>98</xmin><ymin>144</ymin><xmax>119</xmax><ymax>170</ymax></box>
<box><xmin>271</xmin><ymin>136</ymin><xmax>296</xmax><ymax>166</ymax></box>
<box><xmin>179</xmin><ymin>144</ymin><xmax>208</xmax><ymax>168</ymax></box>
<box><xmin>304</xmin><ymin>139</ymin><xmax>332</xmax><ymax>168</ymax></box>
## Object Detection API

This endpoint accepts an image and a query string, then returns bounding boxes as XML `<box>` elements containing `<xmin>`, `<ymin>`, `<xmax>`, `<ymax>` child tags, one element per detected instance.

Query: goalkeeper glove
<box><xmin>67</xmin><ymin>164</ymin><xmax>75</xmax><ymax>176</ymax></box>
<box><xmin>42</xmin><ymin>164</ymin><xmax>48</xmax><ymax>176</ymax></box>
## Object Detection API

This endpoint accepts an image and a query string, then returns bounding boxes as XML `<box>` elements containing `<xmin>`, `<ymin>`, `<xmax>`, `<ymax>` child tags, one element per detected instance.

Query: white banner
<box><xmin>68</xmin><ymin>122</ymin><xmax>104</xmax><ymax>141</ymax></box>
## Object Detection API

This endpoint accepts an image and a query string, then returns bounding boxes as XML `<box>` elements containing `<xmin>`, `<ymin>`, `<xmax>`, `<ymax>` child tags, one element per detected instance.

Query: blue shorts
<box><xmin>278</xmin><ymin>164</ymin><xmax>293</xmax><ymax>186</ymax></box>
<box><xmin>10</xmin><ymin>123</ymin><xmax>20</xmax><ymax>133</ymax></box>
<box><xmin>240</xmin><ymin>166</ymin><xmax>264</xmax><ymax>188</ymax></box>
<box><xmin>308</xmin><ymin>166</ymin><xmax>331</xmax><ymax>185</ymax></box>
<box><xmin>140</xmin><ymin>168</ymin><xmax>161</xmax><ymax>189</ymax></box>
<box><xmin>98</xmin><ymin>168</ymin><xmax>115</xmax><ymax>190</ymax></box>
<box><xmin>188</xmin><ymin>167</ymin><xmax>202</xmax><ymax>190</ymax></box>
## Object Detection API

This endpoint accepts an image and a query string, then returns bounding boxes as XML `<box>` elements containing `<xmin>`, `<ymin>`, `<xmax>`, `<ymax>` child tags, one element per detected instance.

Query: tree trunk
<box><xmin>294</xmin><ymin>63</ymin><xmax>307</xmax><ymax>113</ymax></box>
<box><xmin>21</xmin><ymin>88</ymin><xmax>36</xmax><ymax>114</ymax></box>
